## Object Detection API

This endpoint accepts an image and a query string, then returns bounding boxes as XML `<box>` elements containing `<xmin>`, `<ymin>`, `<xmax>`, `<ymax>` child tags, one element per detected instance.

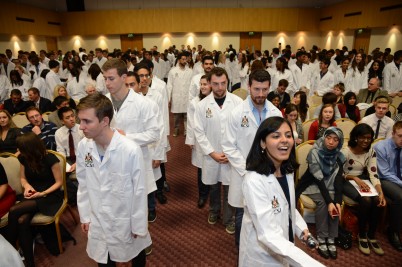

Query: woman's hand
<box><xmin>354</xmin><ymin>177</ymin><xmax>370</xmax><ymax>192</ymax></box>
<box><xmin>24</xmin><ymin>187</ymin><xmax>36</xmax><ymax>198</ymax></box>
<box><xmin>377</xmin><ymin>192</ymin><xmax>386</xmax><ymax>207</ymax></box>
<box><xmin>328</xmin><ymin>203</ymin><xmax>341</xmax><ymax>220</ymax></box>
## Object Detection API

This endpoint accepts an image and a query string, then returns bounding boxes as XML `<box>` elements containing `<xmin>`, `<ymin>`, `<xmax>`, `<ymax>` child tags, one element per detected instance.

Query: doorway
<box><xmin>353</xmin><ymin>29</ymin><xmax>371</xmax><ymax>54</ymax></box>
<box><xmin>240</xmin><ymin>32</ymin><xmax>262</xmax><ymax>53</ymax></box>
<box><xmin>46</xmin><ymin>37</ymin><xmax>58</xmax><ymax>52</ymax></box>
<box><xmin>120</xmin><ymin>34</ymin><xmax>143</xmax><ymax>52</ymax></box>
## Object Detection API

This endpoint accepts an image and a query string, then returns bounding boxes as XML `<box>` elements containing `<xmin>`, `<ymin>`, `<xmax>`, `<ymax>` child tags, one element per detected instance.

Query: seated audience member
<box><xmin>267</xmin><ymin>79</ymin><xmax>290</xmax><ymax>110</ymax></box>
<box><xmin>9</xmin><ymin>70</ymin><xmax>30</xmax><ymax>101</ymax></box>
<box><xmin>3</xmin><ymin>89</ymin><xmax>32</xmax><ymax>115</ymax></box>
<box><xmin>338</xmin><ymin>92</ymin><xmax>360</xmax><ymax>123</ymax></box>
<box><xmin>84</xmin><ymin>82</ymin><xmax>97</xmax><ymax>96</ymax></box>
<box><xmin>374</xmin><ymin>121</ymin><xmax>402</xmax><ymax>251</ymax></box>
<box><xmin>267</xmin><ymin>94</ymin><xmax>280</xmax><ymax>109</ymax></box>
<box><xmin>284</xmin><ymin>103</ymin><xmax>303</xmax><ymax>145</ymax></box>
<box><xmin>239</xmin><ymin>116</ymin><xmax>324</xmax><ymax>267</ymax></box>
<box><xmin>297</xmin><ymin>127</ymin><xmax>345</xmax><ymax>259</ymax></box>
<box><xmin>27</xmin><ymin>87</ymin><xmax>52</xmax><ymax>113</ymax></box>
<box><xmin>55</xmin><ymin>107</ymin><xmax>84</xmax><ymax>172</ymax></box>
<box><xmin>292</xmin><ymin>90</ymin><xmax>308</xmax><ymax>122</ymax></box>
<box><xmin>5</xmin><ymin>133</ymin><xmax>63</xmax><ymax>267</ymax></box>
<box><xmin>364</xmin><ymin>95</ymin><xmax>392</xmax><ymax>118</ymax></box>
<box><xmin>21</xmin><ymin>107</ymin><xmax>57</xmax><ymax>150</ymax></box>
<box><xmin>333</xmin><ymin>83</ymin><xmax>345</xmax><ymax>104</ymax></box>
<box><xmin>48</xmin><ymin>96</ymin><xmax>70</xmax><ymax>128</ymax></box>
<box><xmin>53</xmin><ymin>85</ymin><xmax>76</xmax><ymax>110</ymax></box>
<box><xmin>342</xmin><ymin>124</ymin><xmax>386</xmax><ymax>255</ymax></box>
<box><xmin>0</xmin><ymin>162</ymin><xmax>16</xmax><ymax>218</ymax></box>
<box><xmin>360</xmin><ymin>97</ymin><xmax>394</xmax><ymax>139</ymax></box>
<box><xmin>313</xmin><ymin>92</ymin><xmax>341</xmax><ymax>120</ymax></box>
<box><xmin>356</xmin><ymin>77</ymin><xmax>389</xmax><ymax>104</ymax></box>
<box><xmin>0</xmin><ymin>110</ymin><xmax>21</xmax><ymax>153</ymax></box>
<box><xmin>308</xmin><ymin>104</ymin><xmax>337</xmax><ymax>140</ymax></box>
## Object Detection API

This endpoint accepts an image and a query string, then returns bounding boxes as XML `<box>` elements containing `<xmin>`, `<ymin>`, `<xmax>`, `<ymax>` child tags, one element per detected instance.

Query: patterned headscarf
<box><xmin>308</xmin><ymin>127</ymin><xmax>346</xmax><ymax>178</ymax></box>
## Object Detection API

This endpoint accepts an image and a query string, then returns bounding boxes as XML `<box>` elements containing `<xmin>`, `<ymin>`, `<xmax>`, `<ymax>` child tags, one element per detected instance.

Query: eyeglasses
<box><xmin>139</xmin><ymin>74</ymin><xmax>150</xmax><ymax>79</ymax></box>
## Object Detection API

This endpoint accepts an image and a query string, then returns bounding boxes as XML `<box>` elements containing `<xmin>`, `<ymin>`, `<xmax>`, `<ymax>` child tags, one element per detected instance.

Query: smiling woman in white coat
<box><xmin>240</xmin><ymin>116</ymin><xmax>324</xmax><ymax>267</ymax></box>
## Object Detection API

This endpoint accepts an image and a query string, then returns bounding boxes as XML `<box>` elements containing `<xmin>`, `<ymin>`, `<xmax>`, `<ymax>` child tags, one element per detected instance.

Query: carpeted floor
<box><xmin>31</xmin><ymin>122</ymin><xmax>402</xmax><ymax>267</ymax></box>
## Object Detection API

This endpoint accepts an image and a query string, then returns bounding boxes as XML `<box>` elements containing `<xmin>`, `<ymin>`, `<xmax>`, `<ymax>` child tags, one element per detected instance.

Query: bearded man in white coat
<box><xmin>167</xmin><ymin>52</ymin><xmax>193</xmax><ymax>137</ymax></box>
<box><xmin>194</xmin><ymin>67</ymin><xmax>243</xmax><ymax>234</ymax></box>
<box><xmin>222</xmin><ymin>69</ymin><xmax>283</xmax><ymax>246</ymax></box>
<box><xmin>76</xmin><ymin>93</ymin><xmax>150</xmax><ymax>266</ymax></box>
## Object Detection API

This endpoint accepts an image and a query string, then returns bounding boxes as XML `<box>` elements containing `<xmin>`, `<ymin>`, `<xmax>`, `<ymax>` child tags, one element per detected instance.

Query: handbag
<box><xmin>342</xmin><ymin>206</ymin><xmax>359</xmax><ymax>240</ymax></box>
<box><xmin>335</xmin><ymin>226</ymin><xmax>353</xmax><ymax>250</ymax></box>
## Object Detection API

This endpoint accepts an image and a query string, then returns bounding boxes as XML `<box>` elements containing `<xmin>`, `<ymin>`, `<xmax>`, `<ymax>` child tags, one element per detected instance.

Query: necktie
<box><xmin>396</xmin><ymin>148</ymin><xmax>401</xmax><ymax>180</ymax></box>
<box><xmin>374</xmin><ymin>120</ymin><xmax>381</xmax><ymax>139</ymax></box>
<box><xmin>69</xmin><ymin>129</ymin><xmax>76</xmax><ymax>163</ymax></box>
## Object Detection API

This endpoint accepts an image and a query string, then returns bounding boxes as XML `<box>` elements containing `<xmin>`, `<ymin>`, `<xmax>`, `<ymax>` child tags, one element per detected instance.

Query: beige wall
<box><xmin>143</xmin><ymin>33</ymin><xmax>240</xmax><ymax>52</ymax></box>
<box><xmin>262</xmin><ymin>32</ymin><xmax>322</xmax><ymax>52</ymax></box>
<box><xmin>0</xmin><ymin>35</ymin><xmax>47</xmax><ymax>56</ymax></box>
<box><xmin>320</xmin><ymin>30</ymin><xmax>355</xmax><ymax>50</ymax></box>
<box><xmin>57</xmin><ymin>35</ymin><xmax>121</xmax><ymax>53</ymax></box>
<box><xmin>369</xmin><ymin>26</ymin><xmax>402</xmax><ymax>53</ymax></box>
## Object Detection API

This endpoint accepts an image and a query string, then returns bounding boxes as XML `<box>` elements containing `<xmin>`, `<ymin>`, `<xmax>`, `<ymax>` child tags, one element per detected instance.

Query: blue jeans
<box><xmin>197</xmin><ymin>168</ymin><xmax>210</xmax><ymax>199</ymax></box>
<box><xmin>209</xmin><ymin>182</ymin><xmax>234</xmax><ymax>225</ymax></box>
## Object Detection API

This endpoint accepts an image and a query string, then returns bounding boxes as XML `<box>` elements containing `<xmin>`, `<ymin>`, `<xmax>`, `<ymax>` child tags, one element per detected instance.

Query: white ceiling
<box><xmin>4</xmin><ymin>0</ymin><xmax>345</xmax><ymax>12</ymax></box>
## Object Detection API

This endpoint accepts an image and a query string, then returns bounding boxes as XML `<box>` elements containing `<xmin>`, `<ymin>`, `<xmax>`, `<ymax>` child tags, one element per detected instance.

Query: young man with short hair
<box><xmin>194</xmin><ymin>67</ymin><xmax>243</xmax><ymax>234</ymax></box>
<box><xmin>374</xmin><ymin>121</ymin><xmax>402</xmax><ymax>251</ymax></box>
<box><xmin>76</xmin><ymin>94</ymin><xmax>150</xmax><ymax>266</ymax></box>
<box><xmin>361</xmin><ymin>98</ymin><xmax>394</xmax><ymax>139</ymax></box>
<box><xmin>21</xmin><ymin>106</ymin><xmax>57</xmax><ymax>150</ymax></box>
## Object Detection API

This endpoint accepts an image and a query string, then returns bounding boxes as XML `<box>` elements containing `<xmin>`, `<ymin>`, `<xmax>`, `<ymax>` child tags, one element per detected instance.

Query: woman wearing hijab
<box><xmin>296</xmin><ymin>127</ymin><xmax>345</xmax><ymax>260</ymax></box>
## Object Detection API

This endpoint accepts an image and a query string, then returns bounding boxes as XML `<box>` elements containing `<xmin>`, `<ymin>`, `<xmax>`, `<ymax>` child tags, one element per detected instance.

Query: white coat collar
<box><xmin>85</xmin><ymin>130</ymin><xmax>121</xmax><ymax>166</ymax></box>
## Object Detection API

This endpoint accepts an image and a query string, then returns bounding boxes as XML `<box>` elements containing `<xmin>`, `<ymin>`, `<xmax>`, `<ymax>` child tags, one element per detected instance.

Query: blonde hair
<box><xmin>53</xmin><ymin>84</ymin><xmax>70</xmax><ymax>100</ymax></box>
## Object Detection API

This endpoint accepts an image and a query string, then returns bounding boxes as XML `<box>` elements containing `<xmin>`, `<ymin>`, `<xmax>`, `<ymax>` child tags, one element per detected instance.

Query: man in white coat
<box><xmin>310</xmin><ymin>58</ymin><xmax>334</xmax><ymax>96</ymax></box>
<box><xmin>45</xmin><ymin>60</ymin><xmax>63</xmax><ymax>101</ymax></box>
<box><xmin>76</xmin><ymin>93</ymin><xmax>150</xmax><ymax>266</ymax></box>
<box><xmin>222</xmin><ymin>69</ymin><xmax>283</xmax><ymax>246</ymax></box>
<box><xmin>189</xmin><ymin>55</ymin><xmax>215</xmax><ymax>101</ymax></box>
<box><xmin>289</xmin><ymin>51</ymin><xmax>311</xmax><ymax>93</ymax></box>
<box><xmin>194</xmin><ymin>67</ymin><xmax>243</xmax><ymax>234</ymax></box>
<box><xmin>101</xmin><ymin>59</ymin><xmax>160</xmax><ymax>223</ymax></box>
<box><xmin>383</xmin><ymin>50</ymin><xmax>402</xmax><ymax>97</ymax></box>
<box><xmin>167</xmin><ymin>53</ymin><xmax>193</xmax><ymax>137</ymax></box>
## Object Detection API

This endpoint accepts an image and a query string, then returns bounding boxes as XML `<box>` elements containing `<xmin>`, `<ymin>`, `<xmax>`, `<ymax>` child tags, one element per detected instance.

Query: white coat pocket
<box><xmin>110</xmin><ymin>173</ymin><xmax>131</xmax><ymax>195</ymax></box>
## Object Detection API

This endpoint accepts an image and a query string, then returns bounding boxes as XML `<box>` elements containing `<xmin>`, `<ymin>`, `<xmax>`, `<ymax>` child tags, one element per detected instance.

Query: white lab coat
<box><xmin>28</xmin><ymin>62</ymin><xmax>48</xmax><ymax>81</ymax></box>
<box><xmin>152</xmin><ymin>59</ymin><xmax>163</xmax><ymax>80</ymax></box>
<box><xmin>348</xmin><ymin>67</ymin><xmax>368</xmax><ymax>94</ymax></box>
<box><xmin>150</xmin><ymin>76</ymin><xmax>170</xmax><ymax>136</ymax></box>
<box><xmin>185</xmin><ymin>96</ymin><xmax>203</xmax><ymax>168</ymax></box>
<box><xmin>95</xmin><ymin>73</ymin><xmax>107</xmax><ymax>95</ymax></box>
<box><xmin>0</xmin><ymin>75</ymin><xmax>11</xmax><ymax>103</ymax></box>
<box><xmin>0</xmin><ymin>61</ymin><xmax>15</xmax><ymax>78</ymax></box>
<box><xmin>76</xmin><ymin>131</ymin><xmax>151</xmax><ymax>264</ymax></box>
<box><xmin>188</xmin><ymin>73</ymin><xmax>203</xmax><ymax>102</ymax></box>
<box><xmin>67</xmin><ymin>76</ymin><xmax>87</xmax><ymax>101</ymax></box>
<box><xmin>107</xmin><ymin>90</ymin><xmax>160</xmax><ymax>193</ymax></box>
<box><xmin>222</xmin><ymin>97</ymin><xmax>283</xmax><ymax>207</ymax></box>
<box><xmin>45</xmin><ymin>70</ymin><xmax>63</xmax><ymax>101</ymax></box>
<box><xmin>310</xmin><ymin>71</ymin><xmax>335</xmax><ymax>96</ymax></box>
<box><xmin>142</xmin><ymin>89</ymin><xmax>166</xmax><ymax>180</ymax></box>
<box><xmin>167</xmin><ymin>65</ymin><xmax>193</xmax><ymax>113</ymax></box>
<box><xmin>383</xmin><ymin>61</ymin><xmax>402</xmax><ymax>94</ymax></box>
<box><xmin>289</xmin><ymin>64</ymin><xmax>311</xmax><ymax>94</ymax></box>
<box><xmin>194</xmin><ymin>92</ymin><xmax>243</xmax><ymax>185</ymax></box>
<box><xmin>270</xmin><ymin>69</ymin><xmax>296</xmax><ymax>97</ymax></box>
<box><xmin>333</xmin><ymin>68</ymin><xmax>353</xmax><ymax>92</ymax></box>
<box><xmin>32</xmin><ymin>77</ymin><xmax>49</xmax><ymax>101</ymax></box>
<box><xmin>240</xmin><ymin>172</ymin><xmax>324</xmax><ymax>267</ymax></box>
<box><xmin>239</xmin><ymin>64</ymin><xmax>249</xmax><ymax>90</ymax></box>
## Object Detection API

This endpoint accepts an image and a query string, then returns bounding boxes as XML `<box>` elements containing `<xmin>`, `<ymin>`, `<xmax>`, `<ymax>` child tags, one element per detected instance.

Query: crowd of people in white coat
<box><xmin>0</xmin><ymin>42</ymin><xmax>401</xmax><ymax>267</ymax></box>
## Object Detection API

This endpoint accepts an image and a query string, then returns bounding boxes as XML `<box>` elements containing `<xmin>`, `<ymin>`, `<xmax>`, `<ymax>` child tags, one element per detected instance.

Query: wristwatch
<box><xmin>42</xmin><ymin>191</ymin><xmax>47</xmax><ymax>197</ymax></box>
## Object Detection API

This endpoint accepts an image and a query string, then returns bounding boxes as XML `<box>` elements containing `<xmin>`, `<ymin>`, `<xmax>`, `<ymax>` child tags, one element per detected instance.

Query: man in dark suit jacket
<box><xmin>357</xmin><ymin>77</ymin><xmax>390</xmax><ymax>104</ymax></box>
<box><xmin>3</xmin><ymin>89</ymin><xmax>32</xmax><ymax>115</ymax></box>
<box><xmin>267</xmin><ymin>78</ymin><xmax>290</xmax><ymax>110</ymax></box>
<box><xmin>27</xmin><ymin>87</ymin><xmax>52</xmax><ymax>113</ymax></box>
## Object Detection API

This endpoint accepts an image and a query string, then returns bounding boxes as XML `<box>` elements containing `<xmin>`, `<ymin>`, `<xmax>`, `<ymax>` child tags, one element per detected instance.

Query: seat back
<box><xmin>302</xmin><ymin>119</ymin><xmax>316</xmax><ymax>142</ymax></box>
<box><xmin>308</xmin><ymin>104</ymin><xmax>320</xmax><ymax>120</ymax></box>
<box><xmin>391</xmin><ymin>96</ymin><xmax>402</xmax><ymax>111</ymax></box>
<box><xmin>309</xmin><ymin>95</ymin><xmax>323</xmax><ymax>106</ymax></box>
<box><xmin>12</xmin><ymin>112</ymin><xmax>29</xmax><ymax>128</ymax></box>
<box><xmin>0</xmin><ymin>153</ymin><xmax>23</xmax><ymax>195</ymax></box>
<box><xmin>388</xmin><ymin>104</ymin><xmax>397</xmax><ymax>119</ymax></box>
<box><xmin>295</xmin><ymin>140</ymin><xmax>314</xmax><ymax>182</ymax></box>
<box><xmin>335</xmin><ymin>118</ymin><xmax>356</xmax><ymax>138</ymax></box>
<box><xmin>232</xmin><ymin>88</ymin><xmax>248</xmax><ymax>100</ymax></box>
<box><xmin>42</xmin><ymin>111</ymin><xmax>52</xmax><ymax>122</ymax></box>
<box><xmin>47</xmin><ymin>150</ymin><xmax>67</xmax><ymax>200</ymax></box>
